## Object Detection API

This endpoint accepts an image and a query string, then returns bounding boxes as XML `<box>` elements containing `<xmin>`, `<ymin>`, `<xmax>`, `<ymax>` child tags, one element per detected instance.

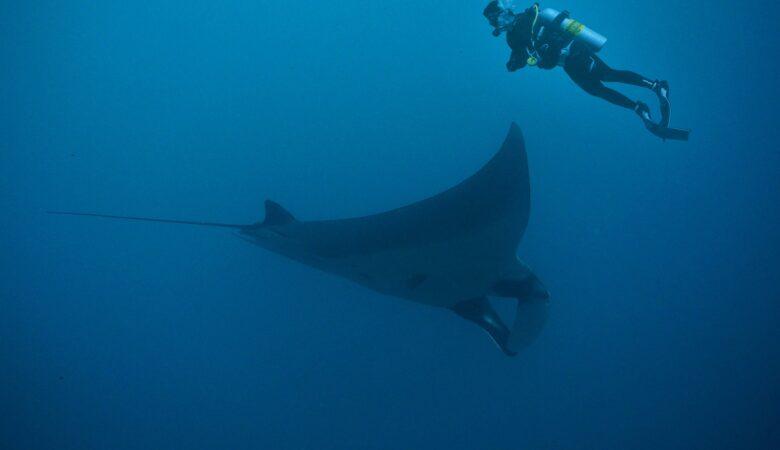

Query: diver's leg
<box><xmin>592</xmin><ymin>55</ymin><xmax>656</xmax><ymax>89</ymax></box>
<box><xmin>565</xmin><ymin>50</ymin><xmax>686</xmax><ymax>139</ymax></box>
<box><xmin>564</xmin><ymin>52</ymin><xmax>638</xmax><ymax>110</ymax></box>
<box><xmin>592</xmin><ymin>55</ymin><xmax>676</xmax><ymax>124</ymax></box>
<box><xmin>574</xmin><ymin>78</ymin><xmax>638</xmax><ymax>110</ymax></box>
<box><xmin>593</xmin><ymin>56</ymin><xmax>675</xmax><ymax>126</ymax></box>
<box><xmin>603</xmin><ymin>69</ymin><xmax>656</xmax><ymax>88</ymax></box>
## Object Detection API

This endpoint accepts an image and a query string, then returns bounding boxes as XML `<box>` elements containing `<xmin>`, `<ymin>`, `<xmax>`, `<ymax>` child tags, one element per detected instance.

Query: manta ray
<box><xmin>50</xmin><ymin>123</ymin><xmax>549</xmax><ymax>356</ymax></box>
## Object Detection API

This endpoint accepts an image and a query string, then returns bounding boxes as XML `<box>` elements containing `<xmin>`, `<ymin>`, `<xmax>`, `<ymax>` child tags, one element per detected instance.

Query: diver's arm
<box><xmin>506</xmin><ymin>49</ymin><xmax>530</xmax><ymax>72</ymax></box>
<box><xmin>504</xmin><ymin>6</ymin><xmax>539</xmax><ymax>73</ymax></box>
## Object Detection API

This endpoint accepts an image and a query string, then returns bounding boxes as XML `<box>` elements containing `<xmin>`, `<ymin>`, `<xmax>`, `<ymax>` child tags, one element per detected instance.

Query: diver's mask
<box><xmin>490</xmin><ymin>9</ymin><xmax>517</xmax><ymax>36</ymax></box>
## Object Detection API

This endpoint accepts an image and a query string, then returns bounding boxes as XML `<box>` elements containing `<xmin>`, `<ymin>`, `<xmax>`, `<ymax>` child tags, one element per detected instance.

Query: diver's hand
<box><xmin>506</xmin><ymin>50</ymin><xmax>528</xmax><ymax>72</ymax></box>
<box><xmin>507</xmin><ymin>59</ymin><xmax>526</xmax><ymax>72</ymax></box>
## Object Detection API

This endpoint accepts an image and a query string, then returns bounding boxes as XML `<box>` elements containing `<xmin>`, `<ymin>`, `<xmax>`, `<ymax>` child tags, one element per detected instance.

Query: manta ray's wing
<box><xmin>285</xmin><ymin>123</ymin><xmax>530</xmax><ymax>260</ymax></box>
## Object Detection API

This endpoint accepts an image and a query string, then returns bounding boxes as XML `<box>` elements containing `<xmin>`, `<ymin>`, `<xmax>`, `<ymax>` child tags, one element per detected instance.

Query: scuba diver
<box><xmin>484</xmin><ymin>1</ymin><xmax>689</xmax><ymax>141</ymax></box>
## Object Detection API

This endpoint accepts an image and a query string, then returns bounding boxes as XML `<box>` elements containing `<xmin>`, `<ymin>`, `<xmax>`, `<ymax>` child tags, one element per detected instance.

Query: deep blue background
<box><xmin>3</xmin><ymin>1</ymin><xmax>779</xmax><ymax>449</ymax></box>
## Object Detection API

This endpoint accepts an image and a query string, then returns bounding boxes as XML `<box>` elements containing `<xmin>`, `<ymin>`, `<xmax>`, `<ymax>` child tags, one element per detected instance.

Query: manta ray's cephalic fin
<box><xmin>490</xmin><ymin>274</ymin><xmax>550</xmax><ymax>355</ymax></box>
<box><xmin>450</xmin><ymin>297</ymin><xmax>517</xmax><ymax>356</ymax></box>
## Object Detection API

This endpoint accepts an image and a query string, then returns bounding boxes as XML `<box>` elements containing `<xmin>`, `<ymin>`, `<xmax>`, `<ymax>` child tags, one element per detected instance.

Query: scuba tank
<box><xmin>538</xmin><ymin>8</ymin><xmax>607</xmax><ymax>52</ymax></box>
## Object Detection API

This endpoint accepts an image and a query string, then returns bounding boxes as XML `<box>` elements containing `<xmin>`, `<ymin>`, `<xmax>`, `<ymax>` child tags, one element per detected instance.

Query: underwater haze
<box><xmin>3</xmin><ymin>1</ymin><xmax>779</xmax><ymax>449</ymax></box>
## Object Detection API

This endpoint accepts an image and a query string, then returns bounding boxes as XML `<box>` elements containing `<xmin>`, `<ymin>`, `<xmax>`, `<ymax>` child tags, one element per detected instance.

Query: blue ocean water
<box><xmin>3</xmin><ymin>1</ymin><xmax>779</xmax><ymax>449</ymax></box>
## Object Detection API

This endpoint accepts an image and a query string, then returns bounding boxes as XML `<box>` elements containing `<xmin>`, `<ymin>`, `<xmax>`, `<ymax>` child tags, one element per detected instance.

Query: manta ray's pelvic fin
<box><xmin>262</xmin><ymin>200</ymin><xmax>296</xmax><ymax>226</ymax></box>
<box><xmin>450</xmin><ymin>297</ymin><xmax>517</xmax><ymax>356</ymax></box>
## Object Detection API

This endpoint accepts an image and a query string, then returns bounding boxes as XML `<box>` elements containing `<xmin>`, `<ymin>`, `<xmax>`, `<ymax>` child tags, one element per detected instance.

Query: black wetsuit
<box><xmin>504</xmin><ymin>9</ymin><xmax>654</xmax><ymax>111</ymax></box>
<box><xmin>504</xmin><ymin>12</ymin><xmax>537</xmax><ymax>71</ymax></box>
<box><xmin>563</xmin><ymin>41</ymin><xmax>653</xmax><ymax>110</ymax></box>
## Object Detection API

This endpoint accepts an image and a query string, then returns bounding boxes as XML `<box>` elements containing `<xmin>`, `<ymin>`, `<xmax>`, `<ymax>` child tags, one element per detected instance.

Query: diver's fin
<box><xmin>649</xmin><ymin>81</ymin><xmax>689</xmax><ymax>140</ymax></box>
<box><xmin>451</xmin><ymin>297</ymin><xmax>516</xmax><ymax>356</ymax></box>
<box><xmin>641</xmin><ymin>116</ymin><xmax>690</xmax><ymax>141</ymax></box>
<box><xmin>262</xmin><ymin>200</ymin><xmax>296</xmax><ymax>226</ymax></box>
<box><xmin>654</xmin><ymin>80</ymin><xmax>672</xmax><ymax>128</ymax></box>
<box><xmin>649</xmin><ymin>126</ymin><xmax>690</xmax><ymax>141</ymax></box>
<box><xmin>637</xmin><ymin>101</ymin><xmax>690</xmax><ymax>142</ymax></box>
<box><xmin>46</xmin><ymin>211</ymin><xmax>247</xmax><ymax>229</ymax></box>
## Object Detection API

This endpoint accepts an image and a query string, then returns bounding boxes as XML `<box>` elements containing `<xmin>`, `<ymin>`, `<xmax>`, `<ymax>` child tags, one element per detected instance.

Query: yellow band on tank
<box><xmin>565</xmin><ymin>20</ymin><xmax>585</xmax><ymax>37</ymax></box>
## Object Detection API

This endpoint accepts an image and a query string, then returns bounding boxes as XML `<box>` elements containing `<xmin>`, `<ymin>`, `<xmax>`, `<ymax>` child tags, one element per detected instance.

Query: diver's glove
<box><xmin>506</xmin><ymin>51</ymin><xmax>528</xmax><ymax>71</ymax></box>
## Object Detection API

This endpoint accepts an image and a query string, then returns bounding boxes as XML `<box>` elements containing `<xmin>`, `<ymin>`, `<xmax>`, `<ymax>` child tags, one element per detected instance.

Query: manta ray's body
<box><xmin>52</xmin><ymin>124</ymin><xmax>549</xmax><ymax>355</ymax></box>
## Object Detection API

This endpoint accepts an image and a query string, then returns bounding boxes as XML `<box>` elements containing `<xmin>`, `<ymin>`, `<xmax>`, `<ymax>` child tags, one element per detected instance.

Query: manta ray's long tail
<box><xmin>46</xmin><ymin>211</ymin><xmax>248</xmax><ymax>229</ymax></box>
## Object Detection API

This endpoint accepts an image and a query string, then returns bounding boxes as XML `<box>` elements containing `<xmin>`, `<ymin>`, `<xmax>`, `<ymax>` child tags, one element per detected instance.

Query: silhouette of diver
<box><xmin>484</xmin><ymin>1</ymin><xmax>689</xmax><ymax>141</ymax></box>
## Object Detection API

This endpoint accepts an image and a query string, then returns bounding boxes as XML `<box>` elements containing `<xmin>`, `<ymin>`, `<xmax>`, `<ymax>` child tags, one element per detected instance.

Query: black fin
<box><xmin>639</xmin><ymin>114</ymin><xmax>690</xmax><ymax>142</ymax></box>
<box><xmin>262</xmin><ymin>200</ymin><xmax>296</xmax><ymax>226</ymax></box>
<box><xmin>655</xmin><ymin>81</ymin><xmax>672</xmax><ymax>128</ymax></box>
<box><xmin>650</xmin><ymin>126</ymin><xmax>691</xmax><ymax>141</ymax></box>
<box><xmin>451</xmin><ymin>297</ymin><xmax>516</xmax><ymax>356</ymax></box>
<box><xmin>640</xmin><ymin>85</ymin><xmax>690</xmax><ymax>142</ymax></box>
